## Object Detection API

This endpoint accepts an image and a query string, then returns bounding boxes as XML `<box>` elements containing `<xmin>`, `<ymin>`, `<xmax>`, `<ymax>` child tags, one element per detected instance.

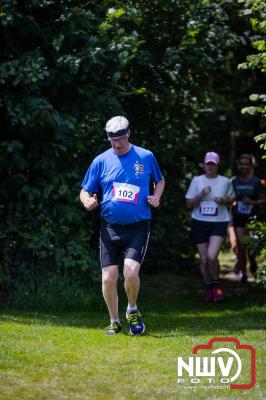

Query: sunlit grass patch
<box><xmin>0</xmin><ymin>271</ymin><xmax>265</xmax><ymax>399</ymax></box>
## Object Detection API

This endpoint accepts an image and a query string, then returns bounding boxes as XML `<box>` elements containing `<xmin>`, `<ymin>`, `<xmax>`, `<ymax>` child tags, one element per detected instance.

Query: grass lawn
<box><xmin>0</xmin><ymin>253</ymin><xmax>265</xmax><ymax>400</ymax></box>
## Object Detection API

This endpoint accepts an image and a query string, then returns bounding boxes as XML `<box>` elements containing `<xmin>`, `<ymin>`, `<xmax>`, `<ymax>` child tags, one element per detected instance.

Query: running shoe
<box><xmin>204</xmin><ymin>287</ymin><xmax>213</xmax><ymax>302</ymax></box>
<box><xmin>105</xmin><ymin>322</ymin><xmax>122</xmax><ymax>335</ymax></box>
<box><xmin>240</xmin><ymin>272</ymin><xmax>248</xmax><ymax>284</ymax></box>
<box><xmin>126</xmin><ymin>311</ymin><xmax>145</xmax><ymax>335</ymax></box>
<box><xmin>212</xmin><ymin>284</ymin><xmax>224</xmax><ymax>302</ymax></box>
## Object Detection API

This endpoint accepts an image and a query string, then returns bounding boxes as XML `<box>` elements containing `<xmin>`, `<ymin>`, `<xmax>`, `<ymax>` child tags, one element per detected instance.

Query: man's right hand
<box><xmin>83</xmin><ymin>194</ymin><xmax>98</xmax><ymax>211</ymax></box>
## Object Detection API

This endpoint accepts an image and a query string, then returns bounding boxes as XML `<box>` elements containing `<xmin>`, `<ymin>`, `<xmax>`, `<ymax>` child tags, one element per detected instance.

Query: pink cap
<box><xmin>204</xmin><ymin>152</ymin><xmax>220</xmax><ymax>164</ymax></box>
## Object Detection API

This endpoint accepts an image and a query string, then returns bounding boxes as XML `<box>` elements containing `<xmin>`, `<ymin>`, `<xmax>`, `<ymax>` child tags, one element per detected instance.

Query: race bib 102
<box><xmin>237</xmin><ymin>201</ymin><xmax>253</xmax><ymax>215</ymax></box>
<box><xmin>199</xmin><ymin>201</ymin><xmax>218</xmax><ymax>216</ymax></box>
<box><xmin>112</xmin><ymin>182</ymin><xmax>140</xmax><ymax>204</ymax></box>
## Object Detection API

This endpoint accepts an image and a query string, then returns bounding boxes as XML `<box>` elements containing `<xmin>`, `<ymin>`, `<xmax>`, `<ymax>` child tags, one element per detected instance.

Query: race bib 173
<box><xmin>112</xmin><ymin>182</ymin><xmax>140</xmax><ymax>204</ymax></box>
<box><xmin>199</xmin><ymin>201</ymin><xmax>218</xmax><ymax>216</ymax></box>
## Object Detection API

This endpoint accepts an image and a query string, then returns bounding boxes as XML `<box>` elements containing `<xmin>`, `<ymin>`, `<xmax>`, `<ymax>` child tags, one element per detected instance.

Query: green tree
<box><xmin>0</xmin><ymin>0</ymin><xmax>260</xmax><ymax>307</ymax></box>
<box><xmin>238</xmin><ymin>0</ymin><xmax>266</xmax><ymax>287</ymax></box>
<box><xmin>238</xmin><ymin>0</ymin><xmax>266</xmax><ymax>148</ymax></box>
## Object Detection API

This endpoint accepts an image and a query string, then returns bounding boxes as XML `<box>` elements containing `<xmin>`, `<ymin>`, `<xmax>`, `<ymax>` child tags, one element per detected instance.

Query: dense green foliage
<box><xmin>239</xmin><ymin>0</ymin><xmax>266</xmax><ymax>130</ymax></box>
<box><xmin>0</xmin><ymin>0</ymin><xmax>265</xmax><ymax>307</ymax></box>
<box><xmin>238</xmin><ymin>0</ymin><xmax>266</xmax><ymax>287</ymax></box>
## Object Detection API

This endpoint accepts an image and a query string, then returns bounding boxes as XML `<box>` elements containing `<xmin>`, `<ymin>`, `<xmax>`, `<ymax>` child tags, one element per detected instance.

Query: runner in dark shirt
<box><xmin>231</xmin><ymin>154</ymin><xmax>265</xmax><ymax>282</ymax></box>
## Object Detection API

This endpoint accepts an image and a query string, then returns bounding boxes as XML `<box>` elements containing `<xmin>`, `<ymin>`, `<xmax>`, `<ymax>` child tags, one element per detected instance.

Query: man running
<box><xmin>80</xmin><ymin>116</ymin><xmax>165</xmax><ymax>335</ymax></box>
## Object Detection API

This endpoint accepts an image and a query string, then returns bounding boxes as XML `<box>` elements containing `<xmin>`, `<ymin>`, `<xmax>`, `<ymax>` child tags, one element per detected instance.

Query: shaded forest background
<box><xmin>0</xmin><ymin>0</ymin><xmax>265</xmax><ymax>309</ymax></box>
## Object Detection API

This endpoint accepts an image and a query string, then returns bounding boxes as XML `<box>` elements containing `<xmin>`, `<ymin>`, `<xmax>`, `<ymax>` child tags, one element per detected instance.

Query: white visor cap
<box><xmin>105</xmin><ymin>116</ymin><xmax>129</xmax><ymax>138</ymax></box>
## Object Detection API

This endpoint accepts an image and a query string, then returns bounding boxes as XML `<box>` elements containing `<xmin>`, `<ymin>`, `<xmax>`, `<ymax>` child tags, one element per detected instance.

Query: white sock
<box><xmin>126</xmin><ymin>306</ymin><xmax>138</xmax><ymax>315</ymax></box>
<box><xmin>111</xmin><ymin>319</ymin><xmax>120</xmax><ymax>324</ymax></box>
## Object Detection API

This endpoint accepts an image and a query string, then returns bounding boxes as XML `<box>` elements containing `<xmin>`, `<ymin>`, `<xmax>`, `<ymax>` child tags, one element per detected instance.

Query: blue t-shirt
<box><xmin>81</xmin><ymin>145</ymin><xmax>163</xmax><ymax>224</ymax></box>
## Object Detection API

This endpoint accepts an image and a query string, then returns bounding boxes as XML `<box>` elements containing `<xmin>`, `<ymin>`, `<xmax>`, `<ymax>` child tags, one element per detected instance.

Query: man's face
<box><xmin>109</xmin><ymin>134</ymin><xmax>130</xmax><ymax>155</ymax></box>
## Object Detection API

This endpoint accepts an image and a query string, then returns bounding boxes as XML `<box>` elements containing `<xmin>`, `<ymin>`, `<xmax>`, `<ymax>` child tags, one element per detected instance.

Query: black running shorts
<box><xmin>192</xmin><ymin>219</ymin><xmax>228</xmax><ymax>245</ymax></box>
<box><xmin>100</xmin><ymin>219</ymin><xmax>151</xmax><ymax>267</ymax></box>
<box><xmin>232</xmin><ymin>213</ymin><xmax>251</xmax><ymax>228</ymax></box>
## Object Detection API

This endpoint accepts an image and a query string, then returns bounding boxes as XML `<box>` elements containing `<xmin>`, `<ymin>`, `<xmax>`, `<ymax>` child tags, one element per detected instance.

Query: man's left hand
<box><xmin>147</xmin><ymin>195</ymin><xmax>160</xmax><ymax>208</ymax></box>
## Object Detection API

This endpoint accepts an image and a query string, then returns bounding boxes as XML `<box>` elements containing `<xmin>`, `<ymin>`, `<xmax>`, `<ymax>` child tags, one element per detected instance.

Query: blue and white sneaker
<box><xmin>126</xmin><ymin>310</ymin><xmax>145</xmax><ymax>335</ymax></box>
